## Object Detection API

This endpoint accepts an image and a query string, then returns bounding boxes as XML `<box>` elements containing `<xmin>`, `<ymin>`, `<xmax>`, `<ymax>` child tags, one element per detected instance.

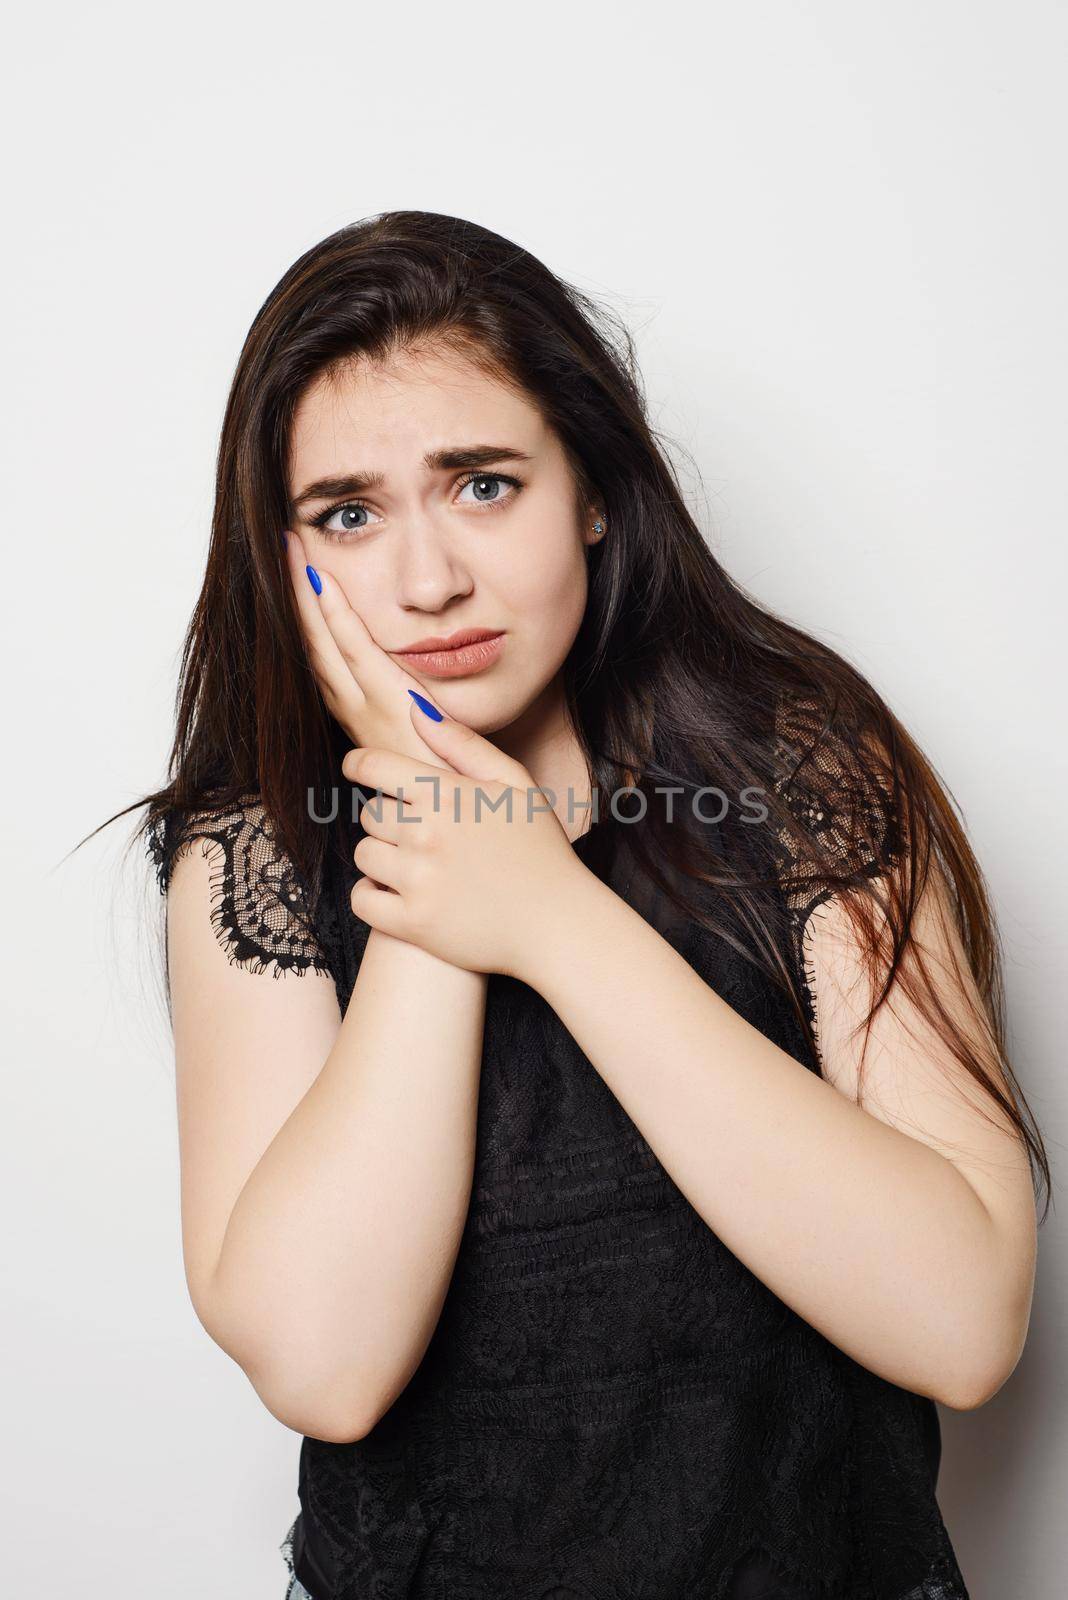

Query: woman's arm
<box><xmin>518</xmin><ymin>857</ymin><xmax>1037</xmax><ymax>1411</ymax></box>
<box><xmin>168</xmin><ymin>838</ymin><xmax>488</xmax><ymax>1443</ymax></box>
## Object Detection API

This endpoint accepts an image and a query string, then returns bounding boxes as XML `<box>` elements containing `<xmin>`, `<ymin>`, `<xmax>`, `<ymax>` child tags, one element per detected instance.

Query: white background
<box><xmin>3</xmin><ymin>2</ymin><xmax>1064</xmax><ymax>1594</ymax></box>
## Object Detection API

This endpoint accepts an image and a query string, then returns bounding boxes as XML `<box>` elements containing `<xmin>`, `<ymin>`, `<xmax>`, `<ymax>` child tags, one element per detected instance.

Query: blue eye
<box><xmin>455</xmin><ymin>471</ymin><xmax>520</xmax><ymax>507</ymax></box>
<box><xmin>314</xmin><ymin>503</ymin><xmax>373</xmax><ymax>537</ymax></box>
<box><xmin>306</xmin><ymin>471</ymin><xmax>524</xmax><ymax>543</ymax></box>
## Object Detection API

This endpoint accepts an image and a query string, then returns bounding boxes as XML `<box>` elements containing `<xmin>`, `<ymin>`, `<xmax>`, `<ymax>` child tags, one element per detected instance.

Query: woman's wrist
<box><xmin>365</xmin><ymin>924</ymin><xmax>490</xmax><ymax>991</ymax></box>
<box><xmin>510</xmin><ymin>859</ymin><xmax>627</xmax><ymax>995</ymax></box>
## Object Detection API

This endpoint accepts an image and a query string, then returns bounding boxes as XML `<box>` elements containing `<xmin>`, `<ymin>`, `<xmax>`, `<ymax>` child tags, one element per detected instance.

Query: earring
<box><xmin>592</xmin><ymin>520</ymin><xmax>604</xmax><ymax>535</ymax></box>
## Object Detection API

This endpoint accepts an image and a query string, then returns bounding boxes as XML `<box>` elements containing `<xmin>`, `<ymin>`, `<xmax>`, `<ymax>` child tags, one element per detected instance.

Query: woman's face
<box><xmin>286</xmin><ymin>345</ymin><xmax>603</xmax><ymax>737</ymax></box>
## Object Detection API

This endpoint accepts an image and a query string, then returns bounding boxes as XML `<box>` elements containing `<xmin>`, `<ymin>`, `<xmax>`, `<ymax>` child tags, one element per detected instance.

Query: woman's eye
<box><xmin>315</xmin><ymin>502</ymin><xmax>375</xmax><ymax>537</ymax></box>
<box><xmin>456</xmin><ymin>472</ymin><xmax>518</xmax><ymax>507</ymax></box>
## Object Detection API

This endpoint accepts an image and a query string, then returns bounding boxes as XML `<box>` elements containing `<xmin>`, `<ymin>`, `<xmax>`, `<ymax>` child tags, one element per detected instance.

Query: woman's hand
<box><xmin>285</xmin><ymin>527</ymin><xmax>453</xmax><ymax>768</ymax></box>
<box><xmin>342</xmin><ymin>700</ymin><xmax>589</xmax><ymax>981</ymax></box>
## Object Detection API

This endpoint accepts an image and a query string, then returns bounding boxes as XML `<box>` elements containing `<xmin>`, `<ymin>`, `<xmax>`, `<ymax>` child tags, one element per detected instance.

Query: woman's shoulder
<box><xmin>768</xmin><ymin>685</ymin><xmax>905</xmax><ymax>921</ymax></box>
<box><xmin>145</xmin><ymin>789</ymin><xmax>336</xmax><ymax>980</ymax></box>
<box><xmin>145</xmin><ymin>789</ymin><xmax>268</xmax><ymax>890</ymax></box>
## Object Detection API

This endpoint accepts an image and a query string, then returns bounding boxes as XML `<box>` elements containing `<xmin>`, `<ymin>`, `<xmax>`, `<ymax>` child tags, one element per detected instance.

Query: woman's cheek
<box><xmin>526</xmin><ymin>561</ymin><xmax>590</xmax><ymax>670</ymax></box>
<box><xmin>510</xmin><ymin>536</ymin><xmax>587</xmax><ymax>618</ymax></box>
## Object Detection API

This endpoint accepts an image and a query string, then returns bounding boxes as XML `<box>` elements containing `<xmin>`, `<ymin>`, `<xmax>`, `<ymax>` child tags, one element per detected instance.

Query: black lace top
<box><xmin>146</xmin><ymin>704</ymin><xmax>971</xmax><ymax>1600</ymax></box>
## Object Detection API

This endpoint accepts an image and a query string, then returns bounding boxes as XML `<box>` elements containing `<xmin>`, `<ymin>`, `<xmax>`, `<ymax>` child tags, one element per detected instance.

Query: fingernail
<box><xmin>306</xmin><ymin>565</ymin><xmax>322</xmax><ymax>596</ymax></box>
<box><xmin>282</xmin><ymin>529</ymin><xmax>289</xmax><ymax>549</ymax></box>
<box><xmin>408</xmin><ymin>689</ymin><xmax>443</xmax><ymax>721</ymax></box>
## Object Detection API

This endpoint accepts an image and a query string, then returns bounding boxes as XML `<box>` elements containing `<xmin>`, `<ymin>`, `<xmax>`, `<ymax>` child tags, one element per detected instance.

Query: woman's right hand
<box><xmin>285</xmin><ymin>527</ymin><xmax>455</xmax><ymax>771</ymax></box>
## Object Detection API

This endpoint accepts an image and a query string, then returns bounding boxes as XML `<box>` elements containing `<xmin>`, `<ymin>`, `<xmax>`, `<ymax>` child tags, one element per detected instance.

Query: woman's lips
<box><xmin>395</xmin><ymin>632</ymin><xmax>506</xmax><ymax>677</ymax></box>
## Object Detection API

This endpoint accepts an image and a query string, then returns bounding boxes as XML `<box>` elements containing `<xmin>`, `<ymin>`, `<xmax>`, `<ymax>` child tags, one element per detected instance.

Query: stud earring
<box><xmin>593</xmin><ymin>520</ymin><xmax>604</xmax><ymax>535</ymax></box>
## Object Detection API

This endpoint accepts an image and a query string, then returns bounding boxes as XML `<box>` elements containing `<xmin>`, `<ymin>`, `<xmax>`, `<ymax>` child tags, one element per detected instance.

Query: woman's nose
<box><xmin>393</xmin><ymin>527</ymin><xmax>475</xmax><ymax>610</ymax></box>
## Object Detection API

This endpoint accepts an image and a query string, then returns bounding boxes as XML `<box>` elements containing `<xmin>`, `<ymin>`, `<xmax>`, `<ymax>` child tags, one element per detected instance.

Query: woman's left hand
<box><xmin>342</xmin><ymin>698</ymin><xmax>588</xmax><ymax>980</ymax></box>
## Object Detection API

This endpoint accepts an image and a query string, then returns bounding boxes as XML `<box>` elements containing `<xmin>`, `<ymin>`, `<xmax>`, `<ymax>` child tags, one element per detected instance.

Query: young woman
<box><xmin>115</xmin><ymin>210</ymin><xmax>1045</xmax><ymax>1600</ymax></box>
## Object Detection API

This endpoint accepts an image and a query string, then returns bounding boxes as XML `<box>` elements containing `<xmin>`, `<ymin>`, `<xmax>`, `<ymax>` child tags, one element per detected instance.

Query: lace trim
<box><xmin>279</xmin><ymin>1515</ymin><xmax>300</xmax><ymax>1599</ymax></box>
<box><xmin>145</xmin><ymin>795</ymin><xmax>334</xmax><ymax>980</ymax></box>
<box><xmin>770</xmin><ymin>693</ymin><xmax>904</xmax><ymax>1070</ymax></box>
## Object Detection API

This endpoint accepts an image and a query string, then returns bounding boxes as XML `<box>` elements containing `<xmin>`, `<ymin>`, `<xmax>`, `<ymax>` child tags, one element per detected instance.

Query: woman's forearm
<box><xmin>206</xmin><ymin>929</ymin><xmax>487</xmax><ymax>1441</ymax></box>
<box><xmin>520</xmin><ymin>868</ymin><xmax>1021</xmax><ymax>1410</ymax></box>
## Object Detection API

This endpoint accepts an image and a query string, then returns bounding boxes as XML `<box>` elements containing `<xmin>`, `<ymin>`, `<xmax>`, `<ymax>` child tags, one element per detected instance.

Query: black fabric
<box><xmin>147</xmin><ymin>708</ymin><xmax>970</xmax><ymax>1600</ymax></box>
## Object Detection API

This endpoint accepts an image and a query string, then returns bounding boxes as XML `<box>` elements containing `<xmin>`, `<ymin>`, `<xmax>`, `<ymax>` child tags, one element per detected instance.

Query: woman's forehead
<box><xmin>288</xmin><ymin>359</ymin><xmax>546</xmax><ymax>479</ymax></box>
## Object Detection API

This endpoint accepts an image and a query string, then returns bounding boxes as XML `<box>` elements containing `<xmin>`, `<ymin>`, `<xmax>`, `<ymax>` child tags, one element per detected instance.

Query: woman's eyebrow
<box><xmin>292</xmin><ymin>445</ymin><xmax>536</xmax><ymax>507</ymax></box>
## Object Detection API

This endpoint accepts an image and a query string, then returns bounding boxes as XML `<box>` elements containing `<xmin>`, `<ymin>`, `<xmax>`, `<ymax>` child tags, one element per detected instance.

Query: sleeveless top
<box><xmin>146</xmin><ymin>707</ymin><xmax>972</xmax><ymax>1600</ymax></box>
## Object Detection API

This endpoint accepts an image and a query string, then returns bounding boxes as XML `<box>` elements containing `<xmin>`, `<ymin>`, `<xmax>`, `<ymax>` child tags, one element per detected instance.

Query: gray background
<box><xmin>3</xmin><ymin>0</ymin><xmax>1064</xmax><ymax>1593</ymax></box>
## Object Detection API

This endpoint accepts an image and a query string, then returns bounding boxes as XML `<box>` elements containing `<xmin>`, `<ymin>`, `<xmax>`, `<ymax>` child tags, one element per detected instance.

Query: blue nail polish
<box><xmin>306</xmin><ymin>565</ymin><xmax>322</xmax><ymax>596</ymax></box>
<box><xmin>282</xmin><ymin>530</ymin><xmax>289</xmax><ymax>549</ymax></box>
<box><xmin>408</xmin><ymin>689</ymin><xmax>443</xmax><ymax>721</ymax></box>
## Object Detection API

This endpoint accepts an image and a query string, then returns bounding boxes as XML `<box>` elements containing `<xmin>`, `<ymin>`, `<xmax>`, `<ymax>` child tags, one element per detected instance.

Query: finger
<box><xmin>285</xmin><ymin>528</ymin><xmax>366</xmax><ymax>716</ymax></box>
<box><xmin>351</xmin><ymin>875</ymin><xmax>408</xmax><ymax>939</ymax></box>
<box><xmin>406</xmin><ymin>695</ymin><xmax>530</xmax><ymax>787</ymax></box>
<box><xmin>311</xmin><ymin>555</ymin><xmax>398</xmax><ymax>695</ymax></box>
<box><xmin>353</xmin><ymin>833</ymin><xmax>403</xmax><ymax>887</ymax></box>
<box><xmin>342</xmin><ymin>744</ymin><xmax>456</xmax><ymax>799</ymax></box>
<box><xmin>356</xmin><ymin>789</ymin><xmax>411</xmax><ymax>844</ymax></box>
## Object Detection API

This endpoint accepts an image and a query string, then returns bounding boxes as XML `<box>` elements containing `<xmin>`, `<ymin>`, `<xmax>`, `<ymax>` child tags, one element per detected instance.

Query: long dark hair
<box><xmin>87</xmin><ymin>209</ymin><xmax>1051</xmax><ymax>1222</ymax></box>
